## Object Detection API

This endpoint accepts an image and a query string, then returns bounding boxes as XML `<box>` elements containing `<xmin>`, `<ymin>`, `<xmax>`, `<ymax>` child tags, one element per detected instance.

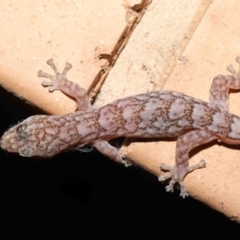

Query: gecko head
<box><xmin>0</xmin><ymin>115</ymin><xmax>55</xmax><ymax>157</ymax></box>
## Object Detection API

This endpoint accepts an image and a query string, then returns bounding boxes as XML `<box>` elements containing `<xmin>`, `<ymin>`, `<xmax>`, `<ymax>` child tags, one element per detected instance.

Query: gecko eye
<box><xmin>16</xmin><ymin>124</ymin><xmax>27</xmax><ymax>133</ymax></box>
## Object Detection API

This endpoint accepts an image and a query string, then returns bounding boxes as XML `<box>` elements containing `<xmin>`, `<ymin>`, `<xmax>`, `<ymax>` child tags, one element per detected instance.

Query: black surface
<box><xmin>0</xmin><ymin>86</ymin><xmax>240</xmax><ymax>237</ymax></box>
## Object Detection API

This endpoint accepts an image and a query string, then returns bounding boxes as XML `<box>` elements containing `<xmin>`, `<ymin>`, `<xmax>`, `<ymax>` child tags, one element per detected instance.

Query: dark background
<box><xmin>1</xmin><ymin>86</ymin><xmax>240</xmax><ymax>237</ymax></box>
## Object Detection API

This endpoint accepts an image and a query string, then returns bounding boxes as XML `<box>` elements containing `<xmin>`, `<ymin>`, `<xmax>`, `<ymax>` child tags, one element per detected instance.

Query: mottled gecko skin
<box><xmin>1</xmin><ymin>57</ymin><xmax>240</xmax><ymax>198</ymax></box>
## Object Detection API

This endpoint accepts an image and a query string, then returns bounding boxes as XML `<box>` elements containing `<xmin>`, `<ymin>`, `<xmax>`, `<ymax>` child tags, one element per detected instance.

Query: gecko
<box><xmin>1</xmin><ymin>57</ymin><xmax>240</xmax><ymax>198</ymax></box>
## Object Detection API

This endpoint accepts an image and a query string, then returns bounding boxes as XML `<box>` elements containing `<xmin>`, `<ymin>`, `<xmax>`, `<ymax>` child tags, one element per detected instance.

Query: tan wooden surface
<box><xmin>0</xmin><ymin>0</ymin><xmax>127</xmax><ymax>114</ymax></box>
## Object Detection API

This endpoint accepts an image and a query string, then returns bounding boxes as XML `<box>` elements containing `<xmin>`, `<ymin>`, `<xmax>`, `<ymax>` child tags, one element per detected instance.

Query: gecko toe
<box><xmin>62</xmin><ymin>62</ymin><xmax>72</xmax><ymax>75</ymax></box>
<box><xmin>122</xmin><ymin>159</ymin><xmax>132</xmax><ymax>167</ymax></box>
<box><xmin>160</xmin><ymin>163</ymin><xmax>172</xmax><ymax>171</ymax></box>
<box><xmin>165</xmin><ymin>181</ymin><xmax>175</xmax><ymax>192</ymax></box>
<box><xmin>236</xmin><ymin>55</ymin><xmax>240</xmax><ymax>64</ymax></box>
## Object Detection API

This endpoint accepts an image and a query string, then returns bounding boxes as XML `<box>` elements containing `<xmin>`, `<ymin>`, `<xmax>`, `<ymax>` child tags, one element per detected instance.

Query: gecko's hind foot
<box><xmin>227</xmin><ymin>55</ymin><xmax>240</xmax><ymax>78</ymax></box>
<box><xmin>158</xmin><ymin>166</ymin><xmax>189</xmax><ymax>198</ymax></box>
<box><xmin>38</xmin><ymin>59</ymin><xmax>72</xmax><ymax>92</ymax></box>
<box><xmin>158</xmin><ymin>159</ymin><xmax>206</xmax><ymax>198</ymax></box>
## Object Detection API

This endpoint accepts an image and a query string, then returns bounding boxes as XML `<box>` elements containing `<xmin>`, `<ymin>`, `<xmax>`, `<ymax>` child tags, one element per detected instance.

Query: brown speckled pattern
<box><xmin>1</xmin><ymin>57</ymin><xmax>240</xmax><ymax>198</ymax></box>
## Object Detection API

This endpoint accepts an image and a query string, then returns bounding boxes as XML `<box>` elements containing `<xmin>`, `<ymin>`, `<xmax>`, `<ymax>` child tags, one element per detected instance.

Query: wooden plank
<box><xmin>94</xmin><ymin>0</ymin><xmax>208</xmax><ymax>105</ymax></box>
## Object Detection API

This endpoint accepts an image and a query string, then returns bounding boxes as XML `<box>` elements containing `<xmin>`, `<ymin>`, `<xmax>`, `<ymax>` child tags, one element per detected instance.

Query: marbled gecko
<box><xmin>1</xmin><ymin>57</ymin><xmax>240</xmax><ymax>197</ymax></box>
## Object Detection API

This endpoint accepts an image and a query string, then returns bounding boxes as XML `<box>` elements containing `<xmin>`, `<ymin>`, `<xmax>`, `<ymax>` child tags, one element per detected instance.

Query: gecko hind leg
<box><xmin>158</xmin><ymin>130</ymin><xmax>216</xmax><ymax>198</ymax></box>
<box><xmin>38</xmin><ymin>59</ymin><xmax>91</xmax><ymax>111</ymax></box>
<box><xmin>209</xmin><ymin>55</ymin><xmax>240</xmax><ymax>110</ymax></box>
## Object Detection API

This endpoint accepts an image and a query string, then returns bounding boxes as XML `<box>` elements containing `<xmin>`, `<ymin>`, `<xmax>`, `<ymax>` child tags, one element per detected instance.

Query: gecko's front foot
<box><xmin>158</xmin><ymin>159</ymin><xmax>206</xmax><ymax>198</ymax></box>
<box><xmin>38</xmin><ymin>59</ymin><xmax>72</xmax><ymax>92</ymax></box>
<box><xmin>122</xmin><ymin>159</ymin><xmax>132</xmax><ymax>167</ymax></box>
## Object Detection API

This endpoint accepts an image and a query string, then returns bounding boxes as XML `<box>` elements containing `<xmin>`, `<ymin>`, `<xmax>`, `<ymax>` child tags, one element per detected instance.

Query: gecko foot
<box><xmin>122</xmin><ymin>159</ymin><xmax>133</xmax><ymax>167</ymax></box>
<box><xmin>158</xmin><ymin>159</ymin><xmax>206</xmax><ymax>198</ymax></box>
<box><xmin>226</xmin><ymin>55</ymin><xmax>240</xmax><ymax>78</ymax></box>
<box><xmin>38</xmin><ymin>59</ymin><xmax>72</xmax><ymax>92</ymax></box>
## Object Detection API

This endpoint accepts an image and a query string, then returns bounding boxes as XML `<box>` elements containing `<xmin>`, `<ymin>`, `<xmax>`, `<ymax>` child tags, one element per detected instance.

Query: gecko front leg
<box><xmin>38</xmin><ymin>59</ymin><xmax>91</xmax><ymax>111</ymax></box>
<box><xmin>38</xmin><ymin>59</ymin><xmax>130</xmax><ymax>166</ymax></box>
<box><xmin>158</xmin><ymin>130</ymin><xmax>216</xmax><ymax>197</ymax></box>
<box><xmin>93</xmin><ymin>141</ymin><xmax>131</xmax><ymax>167</ymax></box>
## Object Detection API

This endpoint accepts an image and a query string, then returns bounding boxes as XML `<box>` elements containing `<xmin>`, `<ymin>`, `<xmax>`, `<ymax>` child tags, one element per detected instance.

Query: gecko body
<box><xmin>1</xmin><ymin>57</ymin><xmax>240</xmax><ymax>197</ymax></box>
